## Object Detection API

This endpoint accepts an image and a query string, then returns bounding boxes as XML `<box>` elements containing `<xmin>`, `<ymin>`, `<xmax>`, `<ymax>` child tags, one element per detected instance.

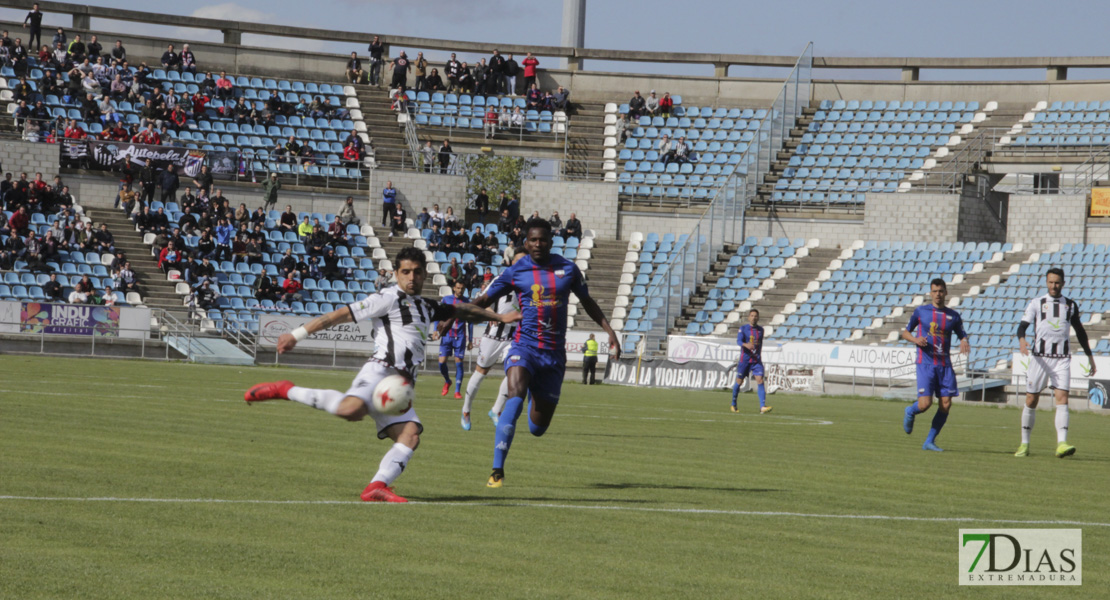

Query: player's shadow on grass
<box><xmin>586</xmin><ymin>482</ymin><xmax>785</xmax><ymax>493</ymax></box>
<box><xmin>423</xmin><ymin>495</ymin><xmax>659</xmax><ymax>504</ymax></box>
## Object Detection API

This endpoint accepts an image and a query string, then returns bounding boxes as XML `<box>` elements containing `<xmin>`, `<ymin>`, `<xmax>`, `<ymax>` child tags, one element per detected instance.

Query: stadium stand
<box><xmin>1002</xmin><ymin>101</ymin><xmax>1110</xmax><ymax>149</ymax></box>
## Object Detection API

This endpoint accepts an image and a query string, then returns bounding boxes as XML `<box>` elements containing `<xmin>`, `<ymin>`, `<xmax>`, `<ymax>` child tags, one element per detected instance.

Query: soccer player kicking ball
<box><xmin>901</xmin><ymin>278</ymin><xmax>970</xmax><ymax>452</ymax></box>
<box><xmin>472</xmin><ymin>218</ymin><xmax>620</xmax><ymax>488</ymax></box>
<box><xmin>460</xmin><ymin>247</ymin><xmax>527</xmax><ymax>430</ymax></box>
<box><xmin>1015</xmin><ymin>267</ymin><xmax>1095</xmax><ymax>458</ymax></box>
<box><xmin>436</xmin><ymin>280</ymin><xmax>473</xmax><ymax>399</ymax></box>
<box><xmin>244</xmin><ymin>248</ymin><xmax>518</xmax><ymax>502</ymax></box>
<box><xmin>731</xmin><ymin>309</ymin><xmax>771</xmax><ymax>414</ymax></box>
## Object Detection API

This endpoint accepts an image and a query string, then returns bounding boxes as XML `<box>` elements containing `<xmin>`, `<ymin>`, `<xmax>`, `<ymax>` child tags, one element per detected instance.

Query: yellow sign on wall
<box><xmin>1091</xmin><ymin>188</ymin><xmax>1110</xmax><ymax>217</ymax></box>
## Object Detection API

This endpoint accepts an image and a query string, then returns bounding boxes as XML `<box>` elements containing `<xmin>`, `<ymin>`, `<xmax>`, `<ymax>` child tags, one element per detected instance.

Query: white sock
<box><xmin>1021</xmin><ymin>406</ymin><xmax>1035</xmax><ymax>444</ymax></box>
<box><xmin>491</xmin><ymin>378</ymin><xmax>509</xmax><ymax>415</ymax></box>
<box><xmin>1055</xmin><ymin>404</ymin><xmax>1069</xmax><ymax>444</ymax></box>
<box><xmin>463</xmin><ymin>371</ymin><xmax>486</xmax><ymax>413</ymax></box>
<box><xmin>287</xmin><ymin>386</ymin><xmax>345</xmax><ymax>414</ymax></box>
<box><xmin>371</xmin><ymin>443</ymin><xmax>414</xmax><ymax>486</ymax></box>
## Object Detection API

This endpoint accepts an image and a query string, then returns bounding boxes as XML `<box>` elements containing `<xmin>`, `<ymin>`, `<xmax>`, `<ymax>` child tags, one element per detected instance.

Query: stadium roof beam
<box><xmin>13</xmin><ymin>0</ymin><xmax>1109</xmax><ymax>81</ymax></box>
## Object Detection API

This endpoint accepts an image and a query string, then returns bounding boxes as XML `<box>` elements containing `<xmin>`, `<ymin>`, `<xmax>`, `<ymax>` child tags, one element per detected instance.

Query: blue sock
<box><xmin>925</xmin><ymin>409</ymin><xmax>948</xmax><ymax>444</ymax></box>
<box><xmin>731</xmin><ymin>383</ymin><xmax>739</xmax><ymax>405</ymax></box>
<box><xmin>757</xmin><ymin>383</ymin><xmax>766</xmax><ymax>408</ymax></box>
<box><xmin>527</xmin><ymin>396</ymin><xmax>549</xmax><ymax>436</ymax></box>
<box><xmin>455</xmin><ymin>362</ymin><xmax>464</xmax><ymax>392</ymax></box>
<box><xmin>440</xmin><ymin>361</ymin><xmax>450</xmax><ymax>384</ymax></box>
<box><xmin>906</xmin><ymin>402</ymin><xmax>924</xmax><ymax>416</ymax></box>
<box><xmin>493</xmin><ymin>396</ymin><xmax>525</xmax><ymax>470</ymax></box>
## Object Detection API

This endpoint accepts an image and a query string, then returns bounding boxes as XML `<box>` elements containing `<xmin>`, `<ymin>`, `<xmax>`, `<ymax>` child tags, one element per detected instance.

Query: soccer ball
<box><xmin>372</xmin><ymin>374</ymin><xmax>414</xmax><ymax>415</ymax></box>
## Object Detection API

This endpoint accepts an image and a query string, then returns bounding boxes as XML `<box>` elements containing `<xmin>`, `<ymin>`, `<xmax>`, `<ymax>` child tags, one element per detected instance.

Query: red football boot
<box><xmin>441</xmin><ymin>382</ymin><xmax>451</xmax><ymax>396</ymax></box>
<box><xmin>454</xmin><ymin>391</ymin><xmax>463</xmax><ymax>399</ymax></box>
<box><xmin>361</xmin><ymin>481</ymin><xmax>408</xmax><ymax>503</ymax></box>
<box><xmin>244</xmin><ymin>380</ymin><xmax>294</xmax><ymax>403</ymax></box>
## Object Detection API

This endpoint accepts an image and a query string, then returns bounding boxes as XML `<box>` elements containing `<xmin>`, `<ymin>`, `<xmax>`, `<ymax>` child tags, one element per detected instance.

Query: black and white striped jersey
<box><xmin>480</xmin><ymin>274</ymin><xmax>519</xmax><ymax>341</ymax></box>
<box><xmin>347</xmin><ymin>285</ymin><xmax>452</xmax><ymax>376</ymax></box>
<box><xmin>1021</xmin><ymin>294</ymin><xmax>1081</xmax><ymax>358</ymax></box>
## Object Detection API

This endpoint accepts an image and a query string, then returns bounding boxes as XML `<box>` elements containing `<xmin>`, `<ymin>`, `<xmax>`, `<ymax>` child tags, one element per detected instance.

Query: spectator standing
<box><xmin>445</xmin><ymin>53</ymin><xmax>462</xmax><ymax>92</ymax></box>
<box><xmin>23</xmin><ymin>3</ymin><xmax>43</xmax><ymax>52</ymax></box>
<box><xmin>261</xmin><ymin>172</ymin><xmax>281</xmax><ymax>210</ymax></box>
<box><xmin>504</xmin><ymin>53</ymin><xmax>520</xmax><ymax>95</ymax></box>
<box><xmin>474</xmin><ymin>188</ymin><xmax>489</xmax><ymax>216</ymax></box>
<box><xmin>438</xmin><ymin>139</ymin><xmax>453</xmax><ymax>174</ymax></box>
<box><xmin>193</xmin><ymin>164</ymin><xmax>213</xmax><ymax>196</ymax></box>
<box><xmin>489</xmin><ymin>50</ymin><xmax>506</xmax><ymax>95</ymax></box>
<box><xmin>421</xmin><ymin>140</ymin><xmax>435</xmax><ymax>173</ymax></box>
<box><xmin>158</xmin><ymin>164</ymin><xmax>179</xmax><ymax>204</ymax></box>
<box><xmin>582</xmin><ymin>333</ymin><xmax>599</xmax><ymax>384</ymax></box>
<box><xmin>138</xmin><ymin>158</ymin><xmax>156</xmax><ymax>208</ymax></box>
<box><xmin>413</xmin><ymin>52</ymin><xmax>428</xmax><ymax>91</ymax></box>
<box><xmin>367</xmin><ymin>36</ymin><xmax>384</xmax><ymax>86</ymax></box>
<box><xmin>381</xmin><ymin>180</ymin><xmax>397</xmax><ymax>227</ymax></box>
<box><xmin>389</xmin><ymin>51</ymin><xmax>410</xmax><ymax>90</ymax></box>
<box><xmin>345</xmin><ymin>52</ymin><xmax>363</xmax><ymax>84</ymax></box>
<box><xmin>522</xmin><ymin>52</ymin><xmax>539</xmax><ymax>90</ymax></box>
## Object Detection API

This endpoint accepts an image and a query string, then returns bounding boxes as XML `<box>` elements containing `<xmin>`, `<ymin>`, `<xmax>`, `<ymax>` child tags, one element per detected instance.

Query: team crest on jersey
<box><xmin>555</xmin><ymin>269</ymin><xmax>566</xmax><ymax>277</ymax></box>
<box><xmin>509</xmin><ymin>355</ymin><xmax>521</xmax><ymax>362</ymax></box>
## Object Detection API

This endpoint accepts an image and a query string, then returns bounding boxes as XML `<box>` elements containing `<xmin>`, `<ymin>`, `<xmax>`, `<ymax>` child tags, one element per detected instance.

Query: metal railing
<box><xmin>636</xmin><ymin>43</ymin><xmax>813</xmax><ymax>350</ymax></box>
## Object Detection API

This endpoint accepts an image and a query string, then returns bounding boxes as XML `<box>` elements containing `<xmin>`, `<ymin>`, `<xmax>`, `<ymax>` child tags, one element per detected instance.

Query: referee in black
<box><xmin>23</xmin><ymin>3</ymin><xmax>43</xmax><ymax>51</ymax></box>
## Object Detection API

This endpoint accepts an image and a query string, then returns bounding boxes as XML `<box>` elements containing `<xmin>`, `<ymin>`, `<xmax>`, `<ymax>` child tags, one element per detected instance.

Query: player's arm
<box><xmin>449</xmin><ymin>302</ymin><xmax>520</xmax><ymax>324</ymax></box>
<box><xmin>901</xmin><ymin>310</ymin><xmax>927</xmax><ymax>347</ymax></box>
<box><xmin>1069</xmin><ymin>307</ymin><xmax>1096</xmax><ymax>376</ymax></box>
<box><xmin>276</xmin><ymin>306</ymin><xmax>353</xmax><ymax>354</ymax></box>
<box><xmin>1017</xmin><ymin>299</ymin><xmax>1037</xmax><ymax>356</ymax></box>
<box><xmin>955</xmin><ymin>314</ymin><xmax>970</xmax><ymax>355</ymax></box>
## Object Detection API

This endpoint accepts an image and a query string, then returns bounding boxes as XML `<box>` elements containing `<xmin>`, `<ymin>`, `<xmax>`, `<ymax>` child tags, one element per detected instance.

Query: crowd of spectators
<box><xmin>0</xmin><ymin>169</ymin><xmax>132</xmax><ymax>305</ymax></box>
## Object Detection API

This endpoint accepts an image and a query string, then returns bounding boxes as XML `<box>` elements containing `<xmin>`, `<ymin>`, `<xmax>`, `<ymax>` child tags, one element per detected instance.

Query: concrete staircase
<box><xmin>353</xmin><ymin>85</ymin><xmax>408</xmax><ymax>170</ymax></box>
<box><xmin>576</xmin><ymin>239</ymin><xmax>623</xmax><ymax>331</ymax></box>
<box><xmin>90</xmin><ymin>207</ymin><xmax>186</xmax><ymax>317</ymax></box>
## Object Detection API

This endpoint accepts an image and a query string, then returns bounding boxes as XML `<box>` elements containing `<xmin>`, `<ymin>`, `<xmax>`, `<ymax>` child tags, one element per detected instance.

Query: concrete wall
<box><xmin>1085</xmin><ymin>223</ymin><xmax>1110</xmax><ymax>246</ymax></box>
<box><xmin>67</xmin><ymin>173</ymin><xmax>365</xmax><ymax>217</ymax></box>
<box><xmin>957</xmin><ymin>188</ymin><xmax>1007</xmax><ymax>244</ymax></box>
<box><xmin>521</xmin><ymin>179</ymin><xmax>618</xmax><ymax>239</ymax></box>
<box><xmin>863</xmin><ymin>192</ymin><xmax>960</xmax><ymax>242</ymax></box>
<box><xmin>1006</xmin><ymin>194</ymin><xmax>1087</xmax><ymax>249</ymax></box>
<box><xmin>742</xmin><ymin>214</ymin><xmax>865</xmax><ymax>249</ymax></box>
<box><xmin>368</xmin><ymin>168</ymin><xmax>468</xmax><ymax>227</ymax></box>
<box><xmin>0</xmin><ymin>139</ymin><xmax>61</xmax><ymax>179</ymax></box>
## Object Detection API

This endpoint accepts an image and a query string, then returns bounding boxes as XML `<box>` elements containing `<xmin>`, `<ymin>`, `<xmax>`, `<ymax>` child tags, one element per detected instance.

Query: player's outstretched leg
<box><xmin>489</xmin><ymin>395</ymin><xmax>525</xmax><ymax>487</ymax></box>
<box><xmin>246</xmin><ymin>381</ymin><xmax>348</xmax><ymax>416</ymax></box>
<box><xmin>922</xmin><ymin>402</ymin><xmax>949</xmax><ymax>452</ymax></box>
<box><xmin>1055</xmin><ymin>404</ymin><xmax>1075</xmax><ymax>458</ymax></box>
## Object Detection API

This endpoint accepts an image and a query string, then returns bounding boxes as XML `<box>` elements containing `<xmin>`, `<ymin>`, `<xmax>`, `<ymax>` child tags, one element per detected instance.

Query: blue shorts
<box><xmin>915</xmin><ymin>362</ymin><xmax>959</xmax><ymax>398</ymax></box>
<box><xmin>439</xmin><ymin>335</ymin><xmax>466</xmax><ymax>358</ymax></box>
<box><xmin>504</xmin><ymin>343</ymin><xmax>566</xmax><ymax>404</ymax></box>
<box><xmin>736</xmin><ymin>360</ymin><xmax>764</xmax><ymax>380</ymax></box>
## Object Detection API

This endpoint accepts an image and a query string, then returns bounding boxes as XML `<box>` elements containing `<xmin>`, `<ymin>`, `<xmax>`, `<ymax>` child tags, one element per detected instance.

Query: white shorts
<box><xmin>477</xmin><ymin>336</ymin><xmax>512</xmax><ymax>370</ymax></box>
<box><xmin>344</xmin><ymin>360</ymin><xmax>423</xmax><ymax>439</ymax></box>
<box><xmin>1026</xmin><ymin>355</ymin><xmax>1071</xmax><ymax>393</ymax></box>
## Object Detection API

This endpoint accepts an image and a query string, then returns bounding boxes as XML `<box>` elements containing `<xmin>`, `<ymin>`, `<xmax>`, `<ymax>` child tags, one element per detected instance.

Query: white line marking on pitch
<box><xmin>1</xmin><ymin>495</ymin><xmax>1106</xmax><ymax>528</ymax></box>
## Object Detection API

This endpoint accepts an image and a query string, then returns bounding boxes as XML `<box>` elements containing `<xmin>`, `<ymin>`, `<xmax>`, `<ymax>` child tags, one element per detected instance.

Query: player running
<box><xmin>472</xmin><ymin>218</ymin><xmax>620</xmax><ymax>488</ymax></box>
<box><xmin>460</xmin><ymin>247</ymin><xmax>527</xmax><ymax>431</ymax></box>
<box><xmin>730</xmin><ymin>309</ymin><xmax>771</xmax><ymax>414</ymax></box>
<box><xmin>243</xmin><ymin>247</ymin><xmax>518</xmax><ymax>502</ymax></box>
<box><xmin>436</xmin><ymin>280</ymin><xmax>473</xmax><ymax>399</ymax></box>
<box><xmin>901</xmin><ymin>278</ymin><xmax>970</xmax><ymax>452</ymax></box>
<box><xmin>1015</xmin><ymin>267</ymin><xmax>1095</xmax><ymax>458</ymax></box>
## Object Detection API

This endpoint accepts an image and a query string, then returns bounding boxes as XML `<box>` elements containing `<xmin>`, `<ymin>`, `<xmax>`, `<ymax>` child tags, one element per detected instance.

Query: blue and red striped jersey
<box><xmin>438</xmin><ymin>293</ymin><xmax>472</xmax><ymax>340</ymax></box>
<box><xmin>737</xmin><ymin>323</ymin><xmax>764</xmax><ymax>363</ymax></box>
<box><xmin>906</xmin><ymin>304</ymin><xmax>966</xmax><ymax>366</ymax></box>
<box><xmin>483</xmin><ymin>253</ymin><xmax>588</xmax><ymax>350</ymax></box>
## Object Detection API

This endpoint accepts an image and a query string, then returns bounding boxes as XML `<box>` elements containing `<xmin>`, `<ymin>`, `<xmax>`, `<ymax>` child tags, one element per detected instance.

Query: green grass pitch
<box><xmin>1</xmin><ymin>355</ymin><xmax>1107</xmax><ymax>599</ymax></box>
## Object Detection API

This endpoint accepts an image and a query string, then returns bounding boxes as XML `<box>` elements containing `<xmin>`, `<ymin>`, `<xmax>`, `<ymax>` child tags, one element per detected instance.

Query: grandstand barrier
<box><xmin>0</xmin><ymin>299</ymin><xmax>150</xmax><ymax>339</ymax></box>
